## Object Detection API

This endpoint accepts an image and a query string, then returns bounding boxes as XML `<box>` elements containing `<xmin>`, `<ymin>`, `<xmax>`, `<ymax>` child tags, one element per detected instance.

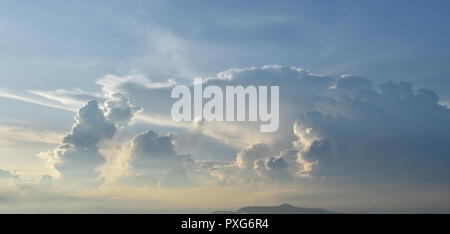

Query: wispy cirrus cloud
<box><xmin>0</xmin><ymin>125</ymin><xmax>63</xmax><ymax>146</ymax></box>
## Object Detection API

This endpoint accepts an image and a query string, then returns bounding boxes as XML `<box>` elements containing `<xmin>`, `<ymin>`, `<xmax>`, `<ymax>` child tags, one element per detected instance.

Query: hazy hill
<box><xmin>213</xmin><ymin>203</ymin><xmax>335</xmax><ymax>214</ymax></box>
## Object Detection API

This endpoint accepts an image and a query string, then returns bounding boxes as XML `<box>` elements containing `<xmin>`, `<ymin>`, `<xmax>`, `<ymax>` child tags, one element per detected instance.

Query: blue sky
<box><xmin>1</xmin><ymin>1</ymin><xmax>450</xmax><ymax>213</ymax></box>
<box><xmin>1</xmin><ymin>1</ymin><xmax>450</xmax><ymax>91</ymax></box>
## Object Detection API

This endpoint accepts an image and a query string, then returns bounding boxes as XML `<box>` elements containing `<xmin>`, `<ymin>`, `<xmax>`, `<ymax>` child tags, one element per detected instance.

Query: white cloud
<box><xmin>117</xmin><ymin>130</ymin><xmax>194</xmax><ymax>188</ymax></box>
<box><xmin>38</xmin><ymin>94</ymin><xmax>141</xmax><ymax>186</ymax></box>
<box><xmin>28</xmin><ymin>89</ymin><xmax>102</xmax><ymax>108</ymax></box>
<box><xmin>0</xmin><ymin>89</ymin><xmax>75</xmax><ymax>112</ymax></box>
<box><xmin>39</xmin><ymin>100</ymin><xmax>115</xmax><ymax>185</ymax></box>
<box><xmin>4</xmin><ymin>65</ymin><xmax>450</xmax><ymax>198</ymax></box>
<box><xmin>96</xmin><ymin>74</ymin><xmax>177</xmax><ymax>97</ymax></box>
<box><xmin>0</xmin><ymin>125</ymin><xmax>62</xmax><ymax>145</ymax></box>
<box><xmin>195</xmin><ymin>65</ymin><xmax>450</xmax><ymax>186</ymax></box>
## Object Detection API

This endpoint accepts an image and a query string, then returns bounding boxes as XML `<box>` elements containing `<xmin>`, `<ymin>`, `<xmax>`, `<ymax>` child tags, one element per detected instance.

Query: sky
<box><xmin>1</xmin><ymin>0</ymin><xmax>450</xmax><ymax>213</ymax></box>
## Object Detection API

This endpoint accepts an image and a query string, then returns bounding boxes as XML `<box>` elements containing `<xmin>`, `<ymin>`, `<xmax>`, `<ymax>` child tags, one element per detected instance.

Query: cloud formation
<box><xmin>39</xmin><ymin>93</ymin><xmax>141</xmax><ymax>186</ymax></box>
<box><xmin>30</xmin><ymin>65</ymin><xmax>450</xmax><ymax>190</ymax></box>
<box><xmin>118</xmin><ymin>130</ymin><xmax>194</xmax><ymax>187</ymax></box>
<box><xmin>104</xmin><ymin>93</ymin><xmax>142</xmax><ymax>126</ymax></box>
<box><xmin>40</xmin><ymin>100</ymin><xmax>115</xmax><ymax>185</ymax></box>
<box><xmin>192</xmin><ymin>66</ymin><xmax>450</xmax><ymax>186</ymax></box>
<box><xmin>294</xmin><ymin>75</ymin><xmax>450</xmax><ymax>184</ymax></box>
<box><xmin>0</xmin><ymin>169</ymin><xmax>18</xmax><ymax>180</ymax></box>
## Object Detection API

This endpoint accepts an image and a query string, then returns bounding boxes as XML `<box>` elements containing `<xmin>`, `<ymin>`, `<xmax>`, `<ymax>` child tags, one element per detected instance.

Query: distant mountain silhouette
<box><xmin>213</xmin><ymin>203</ymin><xmax>335</xmax><ymax>214</ymax></box>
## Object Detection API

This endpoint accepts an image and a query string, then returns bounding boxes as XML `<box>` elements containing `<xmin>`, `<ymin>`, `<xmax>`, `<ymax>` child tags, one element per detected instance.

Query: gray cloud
<box><xmin>104</xmin><ymin>93</ymin><xmax>142</xmax><ymax>125</ymax></box>
<box><xmin>0</xmin><ymin>169</ymin><xmax>18</xmax><ymax>180</ymax></box>
<box><xmin>0</xmin><ymin>169</ymin><xmax>19</xmax><ymax>186</ymax></box>
<box><xmin>62</xmin><ymin>100</ymin><xmax>115</xmax><ymax>149</ymax></box>
<box><xmin>295</xmin><ymin>75</ymin><xmax>450</xmax><ymax>185</ymax></box>
<box><xmin>235</xmin><ymin>144</ymin><xmax>270</xmax><ymax>170</ymax></box>
<box><xmin>255</xmin><ymin>156</ymin><xmax>291</xmax><ymax>182</ymax></box>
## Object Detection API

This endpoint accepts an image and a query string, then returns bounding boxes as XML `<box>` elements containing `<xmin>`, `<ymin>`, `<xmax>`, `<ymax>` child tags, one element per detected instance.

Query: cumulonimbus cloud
<box><xmin>189</xmin><ymin>66</ymin><xmax>450</xmax><ymax>186</ymax></box>
<box><xmin>38</xmin><ymin>93</ymin><xmax>140</xmax><ymax>186</ymax></box>
<box><xmin>30</xmin><ymin>65</ymin><xmax>450</xmax><ymax>189</ymax></box>
<box><xmin>116</xmin><ymin>130</ymin><xmax>194</xmax><ymax>188</ymax></box>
